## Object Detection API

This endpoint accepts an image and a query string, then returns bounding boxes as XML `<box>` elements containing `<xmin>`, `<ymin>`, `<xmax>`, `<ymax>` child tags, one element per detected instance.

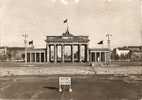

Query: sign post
<box><xmin>59</xmin><ymin>77</ymin><xmax>72</xmax><ymax>92</ymax></box>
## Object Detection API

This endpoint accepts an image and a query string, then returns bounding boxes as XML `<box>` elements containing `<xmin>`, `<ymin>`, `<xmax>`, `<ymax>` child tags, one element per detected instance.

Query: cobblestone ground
<box><xmin>0</xmin><ymin>76</ymin><xmax>142</xmax><ymax>100</ymax></box>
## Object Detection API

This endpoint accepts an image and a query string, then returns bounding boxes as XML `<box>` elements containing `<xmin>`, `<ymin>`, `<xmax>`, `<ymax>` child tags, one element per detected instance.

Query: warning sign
<box><xmin>59</xmin><ymin>77</ymin><xmax>71</xmax><ymax>85</ymax></box>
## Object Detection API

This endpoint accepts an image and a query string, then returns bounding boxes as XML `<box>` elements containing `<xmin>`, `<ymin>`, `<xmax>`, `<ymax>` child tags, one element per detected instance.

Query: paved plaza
<box><xmin>0</xmin><ymin>75</ymin><xmax>142</xmax><ymax>100</ymax></box>
<box><xmin>0</xmin><ymin>62</ymin><xmax>142</xmax><ymax>76</ymax></box>
<box><xmin>0</xmin><ymin>62</ymin><xmax>142</xmax><ymax>100</ymax></box>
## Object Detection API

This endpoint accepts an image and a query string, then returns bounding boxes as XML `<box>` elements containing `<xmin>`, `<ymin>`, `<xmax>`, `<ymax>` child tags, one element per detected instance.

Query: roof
<box><xmin>127</xmin><ymin>46</ymin><xmax>142</xmax><ymax>48</ymax></box>
<box><xmin>45</xmin><ymin>30</ymin><xmax>89</xmax><ymax>43</ymax></box>
<box><xmin>27</xmin><ymin>48</ymin><xmax>46</xmax><ymax>52</ymax></box>
<box><xmin>115</xmin><ymin>46</ymin><xmax>142</xmax><ymax>52</ymax></box>
<box><xmin>0</xmin><ymin>46</ymin><xmax>25</xmax><ymax>50</ymax></box>
<box><xmin>89</xmin><ymin>48</ymin><xmax>110</xmax><ymax>52</ymax></box>
<box><xmin>7</xmin><ymin>47</ymin><xmax>25</xmax><ymax>49</ymax></box>
<box><xmin>130</xmin><ymin>50</ymin><xmax>142</xmax><ymax>52</ymax></box>
<box><xmin>117</xmin><ymin>48</ymin><xmax>130</xmax><ymax>50</ymax></box>
<box><xmin>27</xmin><ymin>48</ymin><xmax>45</xmax><ymax>50</ymax></box>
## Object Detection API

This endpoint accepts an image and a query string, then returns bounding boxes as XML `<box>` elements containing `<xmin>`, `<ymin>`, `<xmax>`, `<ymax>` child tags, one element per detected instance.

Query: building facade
<box><xmin>112</xmin><ymin>46</ymin><xmax>142</xmax><ymax>61</ymax></box>
<box><xmin>89</xmin><ymin>48</ymin><xmax>110</xmax><ymax>63</ymax></box>
<box><xmin>0</xmin><ymin>47</ymin><xmax>25</xmax><ymax>61</ymax></box>
<box><xmin>26</xmin><ymin>30</ymin><xmax>110</xmax><ymax>64</ymax></box>
<box><xmin>26</xmin><ymin>48</ymin><xmax>46</xmax><ymax>63</ymax></box>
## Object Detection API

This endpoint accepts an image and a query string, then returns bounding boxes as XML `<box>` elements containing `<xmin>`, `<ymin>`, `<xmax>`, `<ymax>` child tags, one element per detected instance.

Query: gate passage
<box><xmin>59</xmin><ymin>77</ymin><xmax>72</xmax><ymax>92</ymax></box>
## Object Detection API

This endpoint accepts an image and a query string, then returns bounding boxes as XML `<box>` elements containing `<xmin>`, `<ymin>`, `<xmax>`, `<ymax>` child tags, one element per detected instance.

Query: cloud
<box><xmin>75</xmin><ymin>0</ymin><xmax>79</xmax><ymax>3</ymax></box>
<box><xmin>50</xmin><ymin>0</ymin><xmax>80</xmax><ymax>5</ymax></box>
<box><xmin>61</xmin><ymin>0</ymin><xmax>68</xmax><ymax>5</ymax></box>
<box><xmin>60</xmin><ymin>0</ymin><xmax>80</xmax><ymax>5</ymax></box>
<box><xmin>51</xmin><ymin>0</ymin><xmax>57</xmax><ymax>3</ymax></box>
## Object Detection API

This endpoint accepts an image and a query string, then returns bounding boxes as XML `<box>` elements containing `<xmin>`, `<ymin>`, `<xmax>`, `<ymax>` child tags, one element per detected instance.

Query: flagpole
<box><xmin>66</xmin><ymin>19</ymin><xmax>69</xmax><ymax>34</ymax></box>
<box><xmin>64</xmin><ymin>19</ymin><xmax>69</xmax><ymax>34</ymax></box>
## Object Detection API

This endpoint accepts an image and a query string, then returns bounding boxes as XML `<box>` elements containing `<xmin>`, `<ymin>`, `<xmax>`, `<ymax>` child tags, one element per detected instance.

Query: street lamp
<box><xmin>106</xmin><ymin>33</ymin><xmax>112</xmax><ymax>65</ymax></box>
<box><xmin>22</xmin><ymin>33</ymin><xmax>28</xmax><ymax>63</ymax></box>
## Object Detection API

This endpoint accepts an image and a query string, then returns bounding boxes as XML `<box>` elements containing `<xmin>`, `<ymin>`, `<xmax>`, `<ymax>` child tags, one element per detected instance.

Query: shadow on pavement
<box><xmin>43</xmin><ymin>86</ymin><xmax>59</xmax><ymax>91</ymax></box>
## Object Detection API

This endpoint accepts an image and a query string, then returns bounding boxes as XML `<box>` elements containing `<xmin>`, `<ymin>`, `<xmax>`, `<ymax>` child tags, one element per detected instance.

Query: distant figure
<box><xmin>97</xmin><ymin>56</ymin><xmax>102</xmax><ymax>67</ymax></box>
<box><xmin>97</xmin><ymin>57</ymin><xmax>100</xmax><ymax>62</ymax></box>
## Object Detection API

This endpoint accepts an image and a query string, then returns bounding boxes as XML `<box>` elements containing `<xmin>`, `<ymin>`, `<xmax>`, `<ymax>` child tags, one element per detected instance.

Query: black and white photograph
<box><xmin>0</xmin><ymin>0</ymin><xmax>142</xmax><ymax>100</ymax></box>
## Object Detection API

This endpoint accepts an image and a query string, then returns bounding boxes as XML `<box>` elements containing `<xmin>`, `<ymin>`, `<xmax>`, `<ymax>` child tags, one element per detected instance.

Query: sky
<box><xmin>0</xmin><ymin>0</ymin><xmax>141</xmax><ymax>48</ymax></box>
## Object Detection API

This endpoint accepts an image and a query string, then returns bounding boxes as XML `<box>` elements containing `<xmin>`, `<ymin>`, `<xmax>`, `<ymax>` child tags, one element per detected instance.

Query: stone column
<box><xmin>39</xmin><ymin>52</ymin><xmax>41</xmax><ymax>63</ymax></box>
<box><xmin>47</xmin><ymin>45</ymin><xmax>49</xmax><ymax>63</ymax></box>
<box><xmin>100</xmin><ymin>52</ymin><xmax>101</xmax><ymax>62</ymax></box>
<box><xmin>78</xmin><ymin>44</ymin><xmax>80</xmax><ymax>62</ymax></box>
<box><xmin>62</xmin><ymin>44</ymin><xmax>64</xmax><ymax>63</ymax></box>
<box><xmin>95</xmin><ymin>52</ymin><xmax>96</xmax><ymax>62</ymax></box>
<box><xmin>86</xmin><ymin>45</ymin><xmax>89</xmax><ymax>62</ymax></box>
<box><xmin>35</xmin><ymin>52</ymin><xmax>37</xmax><ymax>63</ymax></box>
<box><xmin>30</xmin><ymin>52</ymin><xmax>32</xmax><ymax>63</ymax></box>
<box><xmin>84</xmin><ymin>44</ymin><xmax>89</xmax><ymax>62</ymax></box>
<box><xmin>54</xmin><ymin>44</ymin><xmax>57</xmax><ymax>63</ymax></box>
<box><xmin>79</xmin><ymin>44</ymin><xmax>82</xmax><ymax>62</ymax></box>
<box><xmin>90</xmin><ymin>52</ymin><xmax>95</xmax><ymax>62</ymax></box>
<box><xmin>90</xmin><ymin>52</ymin><xmax>92</xmax><ymax>62</ymax></box>
<box><xmin>71</xmin><ymin>45</ymin><xmax>74</xmax><ymax>63</ymax></box>
<box><xmin>104</xmin><ymin>52</ymin><xmax>106</xmax><ymax>64</ymax></box>
<box><xmin>44</xmin><ymin>51</ymin><xmax>46</xmax><ymax>62</ymax></box>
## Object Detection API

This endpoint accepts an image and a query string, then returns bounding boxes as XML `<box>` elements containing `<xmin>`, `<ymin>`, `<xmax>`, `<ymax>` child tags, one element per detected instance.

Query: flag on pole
<box><xmin>29</xmin><ymin>40</ymin><xmax>33</xmax><ymax>45</ymax></box>
<box><xmin>97</xmin><ymin>40</ymin><xmax>103</xmax><ymax>44</ymax></box>
<box><xmin>64</xmin><ymin>19</ymin><xmax>68</xmax><ymax>23</ymax></box>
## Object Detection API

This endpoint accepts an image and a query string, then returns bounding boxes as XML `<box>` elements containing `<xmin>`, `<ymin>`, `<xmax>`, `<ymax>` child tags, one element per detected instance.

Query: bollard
<box><xmin>69</xmin><ymin>85</ymin><xmax>72</xmax><ymax>92</ymax></box>
<box><xmin>59</xmin><ymin>85</ymin><xmax>62</xmax><ymax>92</ymax></box>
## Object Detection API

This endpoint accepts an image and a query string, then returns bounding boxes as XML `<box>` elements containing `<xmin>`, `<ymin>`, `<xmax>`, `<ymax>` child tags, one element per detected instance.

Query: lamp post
<box><xmin>22</xmin><ymin>33</ymin><xmax>28</xmax><ymax>63</ymax></box>
<box><xmin>106</xmin><ymin>33</ymin><xmax>112</xmax><ymax>65</ymax></box>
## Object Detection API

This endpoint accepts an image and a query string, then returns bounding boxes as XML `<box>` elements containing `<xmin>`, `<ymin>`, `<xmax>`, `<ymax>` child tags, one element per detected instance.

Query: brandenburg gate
<box><xmin>45</xmin><ymin>30</ymin><xmax>89</xmax><ymax>63</ymax></box>
<box><xmin>26</xmin><ymin>30</ymin><xmax>110</xmax><ymax>64</ymax></box>
<box><xmin>26</xmin><ymin>20</ymin><xmax>110</xmax><ymax>64</ymax></box>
